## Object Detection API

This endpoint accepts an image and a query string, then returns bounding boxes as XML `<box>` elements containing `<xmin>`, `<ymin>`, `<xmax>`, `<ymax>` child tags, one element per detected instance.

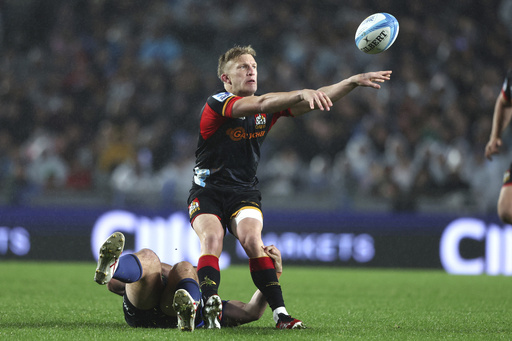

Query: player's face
<box><xmin>224</xmin><ymin>54</ymin><xmax>257</xmax><ymax>96</ymax></box>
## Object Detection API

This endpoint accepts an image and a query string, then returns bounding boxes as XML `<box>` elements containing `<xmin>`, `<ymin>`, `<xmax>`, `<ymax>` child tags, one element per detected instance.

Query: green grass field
<box><xmin>1</xmin><ymin>262</ymin><xmax>511</xmax><ymax>340</ymax></box>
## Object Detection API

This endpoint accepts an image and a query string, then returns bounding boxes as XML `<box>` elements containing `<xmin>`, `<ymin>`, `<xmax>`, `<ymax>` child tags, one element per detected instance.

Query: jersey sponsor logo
<box><xmin>226</xmin><ymin>127</ymin><xmax>266</xmax><ymax>141</ymax></box>
<box><xmin>188</xmin><ymin>198</ymin><xmax>200</xmax><ymax>218</ymax></box>
<box><xmin>212</xmin><ymin>92</ymin><xmax>234</xmax><ymax>102</ymax></box>
<box><xmin>255</xmin><ymin>114</ymin><xmax>266</xmax><ymax>129</ymax></box>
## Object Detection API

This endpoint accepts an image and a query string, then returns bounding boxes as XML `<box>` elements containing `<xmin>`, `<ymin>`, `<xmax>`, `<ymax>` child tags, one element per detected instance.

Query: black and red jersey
<box><xmin>502</xmin><ymin>70</ymin><xmax>512</xmax><ymax>103</ymax></box>
<box><xmin>192</xmin><ymin>90</ymin><xmax>292</xmax><ymax>189</ymax></box>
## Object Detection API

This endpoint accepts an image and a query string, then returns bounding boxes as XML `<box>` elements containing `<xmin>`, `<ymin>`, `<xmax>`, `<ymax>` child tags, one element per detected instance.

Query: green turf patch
<box><xmin>1</xmin><ymin>262</ymin><xmax>511</xmax><ymax>340</ymax></box>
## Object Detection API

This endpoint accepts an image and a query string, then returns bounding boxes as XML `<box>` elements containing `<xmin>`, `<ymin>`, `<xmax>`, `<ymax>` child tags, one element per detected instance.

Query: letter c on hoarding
<box><xmin>91</xmin><ymin>210</ymin><xmax>138</xmax><ymax>257</ymax></box>
<box><xmin>91</xmin><ymin>210</ymin><xmax>230</xmax><ymax>269</ymax></box>
<box><xmin>440</xmin><ymin>218</ymin><xmax>485</xmax><ymax>275</ymax></box>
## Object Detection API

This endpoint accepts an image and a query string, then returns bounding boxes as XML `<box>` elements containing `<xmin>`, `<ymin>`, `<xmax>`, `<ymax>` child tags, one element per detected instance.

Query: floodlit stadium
<box><xmin>1</xmin><ymin>0</ymin><xmax>512</xmax><ymax>339</ymax></box>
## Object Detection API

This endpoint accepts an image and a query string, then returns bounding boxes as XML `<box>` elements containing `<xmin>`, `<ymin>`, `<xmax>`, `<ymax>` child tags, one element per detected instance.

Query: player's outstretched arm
<box><xmin>290</xmin><ymin>70</ymin><xmax>392</xmax><ymax>117</ymax></box>
<box><xmin>486</xmin><ymin>92</ymin><xmax>512</xmax><ymax>160</ymax></box>
<box><xmin>222</xmin><ymin>245</ymin><xmax>283</xmax><ymax>327</ymax></box>
<box><xmin>231</xmin><ymin>89</ymin><xmax>332</xmax><ymax>118</ymax></box>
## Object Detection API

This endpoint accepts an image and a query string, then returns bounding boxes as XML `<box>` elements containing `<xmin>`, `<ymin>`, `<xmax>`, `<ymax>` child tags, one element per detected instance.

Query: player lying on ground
<box><xmin>94</xmin><ymin>232</ymin><xmax>284</xmax><ymax>331</ymax></box>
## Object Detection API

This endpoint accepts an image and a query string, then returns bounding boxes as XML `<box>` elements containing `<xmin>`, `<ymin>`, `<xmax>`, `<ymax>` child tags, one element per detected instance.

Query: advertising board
<box><xmin>0</xmin><ymin>207</ymin><xmax>508</xmax><ymax>275</ymax></box>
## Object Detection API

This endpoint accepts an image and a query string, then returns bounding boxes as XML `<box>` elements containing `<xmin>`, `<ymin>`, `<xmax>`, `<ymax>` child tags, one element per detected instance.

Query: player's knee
<box><xmin>173</xmin><ymin>261</ymin><xmax>194</xmax><ymax>272</ymax></box>
<box><xmin>498</xmin><ymin>198</ymin><xmax>512</xmax><ymax>224</ymax></box>
<box><xmin>240</xmin><ymin>234</ymin><xmax>259</xmax><ymax>247</ymax></box>
<box><xmin>239</xmin><ymin>234</ymin><xmax>263</xmax><ymax>256</ymax></box>
<box><xmin>203</xmin><ymin>232</ymin><xmax>224</xmax><ymax>253</ymax></box>
<box><xmin>497</xmin><ymin>189</ymin><xmax>512</xmax><ymax>224</ymax></box>
<box><xmin>170</xmin><ymin>260</ymin><xmax>198</xmax><ymax>281</ymax></box>
<box><xmin>498</xmin><ymin>207</ymin><xmax>512</xmax><ymax>224</ymax></box>
<box><xmin>137</xmin><ymin>248</ymin><xmax>158</xmax><ymax>259</ymax></box>
<box><xmin>135</xmin><ymin>248</ymin><xmax>160</xmax><ymax>269</ymax></box>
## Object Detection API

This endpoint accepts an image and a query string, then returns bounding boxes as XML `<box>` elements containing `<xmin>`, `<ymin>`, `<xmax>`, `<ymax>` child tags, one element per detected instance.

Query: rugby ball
<box><xmin>355</xmin><ymin>13</ymin><xmax>399</xmax><ymax>54</ymax></box>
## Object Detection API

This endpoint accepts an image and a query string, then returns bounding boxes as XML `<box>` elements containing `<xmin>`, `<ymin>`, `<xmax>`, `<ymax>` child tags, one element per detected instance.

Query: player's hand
<box><xmin>300</xmin><ymin>89</ymin><xmax>333</xmax><ymax>111</ymax></box>
<box><xmin>354</xmin><ymin>70</ymin><xmax>392</xmax><ymax>89</ymax></box>
<box><xmin>485</xmin><ymin>137</ymin><xmax>502</xmax><ymax>161</ymax></box>
<box><xmin>262</xmin><ymin>245</ymin><xmax>283</xmax><ymax>273</ymax></box>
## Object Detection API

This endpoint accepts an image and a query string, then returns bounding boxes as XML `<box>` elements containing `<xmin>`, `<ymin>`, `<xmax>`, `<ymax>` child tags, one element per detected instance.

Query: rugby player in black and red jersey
<box><xmin>486</xmin><ymin>70</ymin><xmax>512</xmax><ymax>224</ymax></box>
<box><xmin>187</xmin><ymin>45</ymin><xmax>392</xmax><ymax>329</ymax></box>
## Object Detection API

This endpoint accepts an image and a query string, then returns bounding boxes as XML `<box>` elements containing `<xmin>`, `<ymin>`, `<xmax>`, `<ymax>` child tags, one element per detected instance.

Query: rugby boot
<box><xmin>276</xmin><ymin>313</ymin><xmax>306</xmax><ymax>329</ymax></box>
<box><xmin>94</xmin><ymin>232</ymin><xmax>125</xmax><ymax>285</ymax></box>
<box><xmin>203</xmin><ymin>294</ymin><xmax>222</xmax><ymax>329</ymax></box>
<box><xmin>173</xmin><ymin>289</ymin><xmax>199</xmax><ymax>332</ymax></box>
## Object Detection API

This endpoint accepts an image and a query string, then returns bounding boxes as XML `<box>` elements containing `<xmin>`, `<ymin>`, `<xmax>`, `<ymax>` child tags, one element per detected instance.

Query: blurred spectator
<box><xmin>110</xmin><ymin>147</ymin><xmax>163</xmax><ymax>207</ymax></box>
<box><xmin>25</xmin><ymin>148</ymin><xmax>68</xmax><ymax>190</ymax></box>
<box><xmin>0</xmin><ymin>0</ymin><xmax>509</xmax><ymax>213</ymax></box>
<box><xmin>96</xmin><ymin>120</ymin><xmax>137</xmax><ymax>174</ymax></box>
<box><xmin>260</xmin><ymin>146</ymin><xmax>305</xmax><ymax>197</ymax></box>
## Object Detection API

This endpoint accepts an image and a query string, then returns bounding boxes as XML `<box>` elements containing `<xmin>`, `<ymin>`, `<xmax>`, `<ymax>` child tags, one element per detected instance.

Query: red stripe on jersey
<box><xmin>198</xmin><ymin>254</ymin><xmax>220</xmax><ymax>271</ymax></box>
<box><xmin>502</xmin><ymin>89</ymin><xmax>511</xmax><ymax>103</ymax></box>
<box><xmin>268</xmin><ymin>109</ymin><xmax>292</xmax><ymax>132</ymax></box>
<box><xmin>249</xmin><ymin>256</ymin><xmax>275</xmax><ymax>272</ymax></box>
<box><xmin>200</xmin><ymin>103</ymin><xmax>229</xmax><ymax>140</ymax></box>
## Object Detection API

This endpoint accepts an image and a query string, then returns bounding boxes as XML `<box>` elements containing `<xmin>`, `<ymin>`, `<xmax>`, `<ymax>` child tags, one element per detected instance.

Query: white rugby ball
<box><xmin>355</xmin><ymin>13</ymin><xmax>399</xmax><ymax>54</ymax></box>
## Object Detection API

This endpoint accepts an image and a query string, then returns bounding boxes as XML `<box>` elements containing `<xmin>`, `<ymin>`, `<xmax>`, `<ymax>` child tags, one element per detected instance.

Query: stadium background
<box><xmin>1</xmin><ymin>0</ymin><xmax>512</xmax><ymax>275</ymax></box>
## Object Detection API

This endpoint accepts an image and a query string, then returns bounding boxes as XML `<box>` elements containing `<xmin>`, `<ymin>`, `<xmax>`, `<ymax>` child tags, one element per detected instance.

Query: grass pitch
<box><xmin>0</xmin><ymin>262</ymin><xmax>511</xmax><ymax>340</ymax></box>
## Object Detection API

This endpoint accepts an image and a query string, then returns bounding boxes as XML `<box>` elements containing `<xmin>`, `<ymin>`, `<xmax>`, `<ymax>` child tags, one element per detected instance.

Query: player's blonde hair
<box><xmin>217</xmin><ymin>45</ymin><xmax>256</xmax><ymax>79</ymax></box>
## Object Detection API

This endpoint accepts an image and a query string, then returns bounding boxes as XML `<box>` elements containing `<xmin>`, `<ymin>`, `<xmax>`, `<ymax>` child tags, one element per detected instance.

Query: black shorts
<box><xmin>122</xmin><ymin>294</ymin><xmax>178</xmax><ymax>328</ymax></box>
<box><xmin>187</xmin><ymin>184</ymin><xmax>262</xmax><ymax>233</ymax></box>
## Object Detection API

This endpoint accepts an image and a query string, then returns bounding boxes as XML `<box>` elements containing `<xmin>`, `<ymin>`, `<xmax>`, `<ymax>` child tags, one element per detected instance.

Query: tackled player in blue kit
<box><xmin>94</xmin><ymin>232</ymin><xmax>285</xmax><ymax>331</ymax></box>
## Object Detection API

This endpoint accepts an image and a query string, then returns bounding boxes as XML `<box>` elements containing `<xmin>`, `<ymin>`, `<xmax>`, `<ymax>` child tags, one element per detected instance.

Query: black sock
<box><xmin>249</xmin><ymin>257</ymin><xmax>285</xmax><ymax>310</ymax></box>
<box><xmin>197</xmin><ymin>255</ymin><xmax>220</xmax><ymax>300</ymax></box>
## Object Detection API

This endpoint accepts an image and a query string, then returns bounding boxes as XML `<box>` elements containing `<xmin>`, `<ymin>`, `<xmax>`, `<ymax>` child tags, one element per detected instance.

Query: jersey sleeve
<box><xmin>207</xmin><ymin>91</ymin><xmax>243</xmax><ymax>118</ymax></box>
<box><xmin>206</xmin><ymin>91</ymin><xmax>294</xmax><ymax>122</ymax></box>
<box><xmin>502</xmin><ymin>70</ymin><xmax>512</xmax><ymax>103</ymax></box>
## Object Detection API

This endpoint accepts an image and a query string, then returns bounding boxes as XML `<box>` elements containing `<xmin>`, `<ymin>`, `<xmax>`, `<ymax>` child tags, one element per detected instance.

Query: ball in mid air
<box><xmin>355</xmin><ymin>13</ymin><xmax>399</xmax><ymax>54</ymax></box>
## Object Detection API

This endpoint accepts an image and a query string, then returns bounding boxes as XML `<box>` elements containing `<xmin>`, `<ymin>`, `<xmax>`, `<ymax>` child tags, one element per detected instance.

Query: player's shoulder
<box><xmin>210</xmin><ymin>90</ymin><xmax>237</xmax><ymax>103</ymax></box>
<box><xmin>206</xmin><ymin>90</ymin><xmax>242</xmax><ymax>116</ymax></box>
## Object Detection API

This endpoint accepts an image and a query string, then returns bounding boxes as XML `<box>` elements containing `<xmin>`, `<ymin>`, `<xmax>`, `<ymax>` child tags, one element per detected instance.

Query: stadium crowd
<box><xmin>0</xmin><ymin>0</ymin><xmax>511</xmax><ymax>213</ymax></box>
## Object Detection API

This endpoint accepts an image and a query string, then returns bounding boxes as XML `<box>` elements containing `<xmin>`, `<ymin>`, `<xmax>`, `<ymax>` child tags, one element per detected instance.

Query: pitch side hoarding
<box><xmin>0</xmin><ymin>207</ymin><xmax>509</xmax><ymax>275</ymax></box>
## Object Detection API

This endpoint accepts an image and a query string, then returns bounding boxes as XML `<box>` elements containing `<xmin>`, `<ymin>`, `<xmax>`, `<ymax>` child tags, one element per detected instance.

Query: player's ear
<box><xmin>221</xmin><ymin>74</ymin><xmax>231</xmax><ymax>84</ymax></box>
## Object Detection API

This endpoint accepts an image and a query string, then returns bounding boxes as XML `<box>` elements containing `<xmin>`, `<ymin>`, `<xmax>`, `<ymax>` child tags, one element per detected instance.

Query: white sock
<box><xmin>273</xmin><ymin>306</ymin><xmax>289</xmax><ymax>323</ymax></box>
